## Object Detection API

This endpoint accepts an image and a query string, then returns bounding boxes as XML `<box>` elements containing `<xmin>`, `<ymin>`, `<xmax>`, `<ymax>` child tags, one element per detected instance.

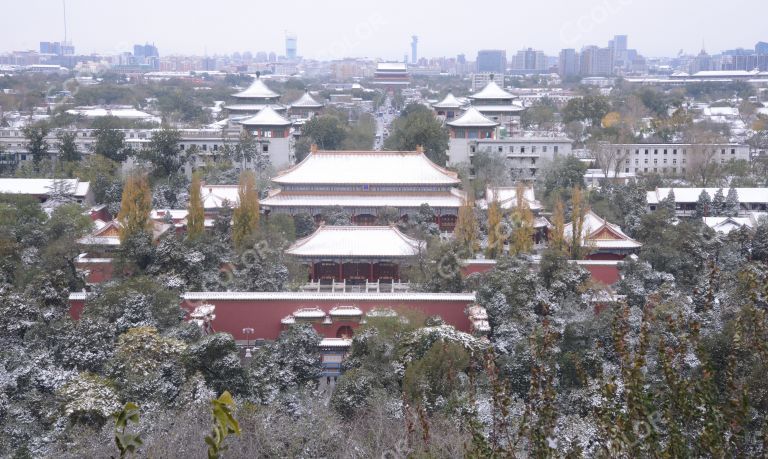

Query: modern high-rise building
<box><xmin>558</xmin><ymin>49</ymin><xmax>580</xmax><ymax>78</ymax></box>
<box><xmin>756</xmin><ymin>41</ymin><xmax>768</xmax><ymax>55</ymax></box>
<box><xmin>285</xmin><ymin>33</ymin><xmax>297</xmax><ymax>61</ymax></box>
<box><xmin>476</xmin><ymin>49</ymin><xmax>506</xmax><ymax>74</ymax></box>
<box><xmin>411</xmin><ymin>35</ymin><xmax>418</xmax><ymax>64</ymax></box>
<box><xmin>581</xmin><ymin>46</ymin><xmax>613</xmax><ymax>76</ymax></box>
<box><xmin>511</xmin><ymin>48</ymin><xmax>547</xmax><ymax>73</ymax></box>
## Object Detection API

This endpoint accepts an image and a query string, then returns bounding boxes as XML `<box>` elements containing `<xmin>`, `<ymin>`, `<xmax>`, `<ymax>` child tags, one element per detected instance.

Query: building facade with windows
<box><xmin>598</xmin><ymin>143</ymin><xmax>750</xmax><ymax>176</ymax></box>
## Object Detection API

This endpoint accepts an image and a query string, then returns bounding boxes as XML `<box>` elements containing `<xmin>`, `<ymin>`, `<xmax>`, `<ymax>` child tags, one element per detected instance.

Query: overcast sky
<box><xmin>3</xmin><ymin>0</ymin><xmax>766</xmax><ymax>59</ymax></box>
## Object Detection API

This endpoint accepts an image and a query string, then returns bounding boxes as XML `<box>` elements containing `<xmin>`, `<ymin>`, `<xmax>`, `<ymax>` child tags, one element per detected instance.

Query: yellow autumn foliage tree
<box><xmin>117</xmin><ymin>173</ymin><xmax>152</xmax><ymax>243</ymax></box>
<box><xmin>232</xmin><ymin>170</ymin><xmax>260</xmax><ymax>249</ymax></box>
<box><xmin>187</xmin><ymin>172</ymin><xmax>205</xmax><ymax>240</ymax></box>
<box><xmin>455</xmin><ymin>198</ymin><xmax>479</xmax><ymax>254</ymax></box>
<box><xmin>485</xmin><ymin>198</ymin><xmax>504</xmax><ymax>259</ymax></box>
<box><xmin>549</xmin><ymin>196</ymin><xmax>566</xmax><ymax>253</ymax></box>
<box><xmin>510</xmin><ymin>183</ymin><xmax>534</xmax><ymax>255</ymax></box>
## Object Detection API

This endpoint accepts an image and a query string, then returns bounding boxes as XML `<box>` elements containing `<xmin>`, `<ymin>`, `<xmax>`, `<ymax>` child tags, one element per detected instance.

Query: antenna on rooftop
<box><xmin>62</xmin><ymin>0</ymin><xmax>68</xmax><ymax>45</ymax></box>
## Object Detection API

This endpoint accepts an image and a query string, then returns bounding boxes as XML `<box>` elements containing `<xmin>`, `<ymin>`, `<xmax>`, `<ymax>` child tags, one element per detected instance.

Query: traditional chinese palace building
<box><xmin>260</xmin><ymin>148</ymin><xmax>467</xmax><ymax>232</ymax></box>
<box><xmin>224</xmin><ymin>75</ymin><xmax>285</xmax><ymax>119</ymax></box>
<box><xmin>432</xmin><ymin>92</ymin><xmax>466</xmax><ymax>121</ymax></box>
<box><xmin>286</xmin><ymin>224</ymin><xmax>424</xmax><ymax>285</ymax></box>
<box><xmin>468</xmin><ymin>79</ymin><xmax>525</xmax><ymax>127</ymax></box>
<box><xmin>564</xmin><ymin>211</ymin><xmax>642</xmax><ymax>260</ymax></box>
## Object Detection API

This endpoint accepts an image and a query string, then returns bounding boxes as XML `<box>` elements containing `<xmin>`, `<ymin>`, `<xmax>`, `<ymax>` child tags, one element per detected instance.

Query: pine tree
<box><xmin>117</xmin><ymin>174</ymin><xmax>152</xmax><ymax>243</ymax></box>
<box><xmin>661</xmin><ymin>189</ymin><xmax>676</xmax><ymax>216</ymax></box>
<box><xmin>753</xmin><ymin>221</ymin><xmax>768</xmax><ymax>262</ymax></box>
<box><xmin>712</xmin><ymin>188</ymin><xmax>726</xmax><ymax>217</ymax></box>
<box><xmin>549</xmin><ymin>196</ymin><xmax>566</xmax><ymax>253</ymax></box>
<box><xmin>694</xmin><ymin>190</ymin><xmax>712</xmax><ymax>219</ymax></box>
<box><xmin>455</xmin><ymin>199</ymin><xmax>479</xmax><ymax>255</ymax></box>
<box><xmin>510</xmin><ymin>184</ymin><xmax>534</xmax><ymax>255</ymax></box>
<box><xmin>232</xmin><ymin>170</ymin><xmax>260</xmax><ymax>249</ymax></box>
<box><xmin>485</xmin><ymin>199</ymin><xmax>504</xmax><ymax>259</ymax></box>
<box><xmin>570</xmin><ymin>187</ymin><xmax>589</xmax><ymax>259</ymax></box>
<box><xmin>187</xmin><ymin>172</ymin><xmax>205</xmax><ymax>240</ymax></box>
<box><xmin>725</xmin><ymin>187</ymin><xmax>740</xmax><ymax>217</ymax></box>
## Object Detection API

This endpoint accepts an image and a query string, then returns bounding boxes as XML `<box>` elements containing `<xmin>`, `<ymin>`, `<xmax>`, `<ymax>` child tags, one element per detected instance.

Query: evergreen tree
<box><xmin>485</xmin><ymin>199</ymin><xmax>504</xmax><ymax>259</ymax></box>
<box><xmin>725</xmin><ymin>187</ymin><xmax>740</xmax><ymax>217</ymax></box>
<box><xmin>141</xmin><ymin>127</ymin><xmax>184</xmax><ymax>178</ymax></box>
<box><xmin>22</xmin><ymin>125</ymin><xmax>50</xmax><ymax>172</ymax></box>
<box><xmin>753</xmin><ymin>221</ymin><xmax>768</xmax><ymax>262</ymax></box>
<box><xmin>117</xmin><ymin>174</ymin><xmax>152</xmax><ymax>244</ymax></box>
<box><xmin>231</xmin><ymin>170</ymin><xmax>259</xmax><ymax>249</ymax></box>
<box><xmin>569</xmin><ymin>187</ymin><xmax>589</xmax><ymax>259</ymax></box>
<box><xmin>93</xmin><ymin>116</ymin><xmax>129</xmax><ymax>162</ymax></box>
<box><xmin>56</xmin><ymin>131</ymin><xmax>81</xmax><ymax>163</ymax></box>
<box><xmin>186</xmin><ymin>172</ymin><xmax>204</xmax><ymax>240</ymax></box>
<box><xmin>454</xmin><ymin>199</ymin><xmax>479</xmax><ymax>254</ymax></box>
<box><xmin>660</xmin><ymin>188</ymin><xmax>676</xmax><ymax>216</ymax></box>
<box><xmin>293</xmin><ymin>213</ymin><xmax>317</xmax><ymax>238</ymax></box>
<box><xmin>694</xmin><ymin>190</ymin><xmax>712</xmax><ymax>219</ymax></box>
<box><xmin>322</xmin><ymin>205</ymin><xmax>352</xmax><ymax>225</ymax></box>
<box><xmin>712</xmin><ymin>188</ymin><xmax>726</xmax><ymax>216</ymax></box>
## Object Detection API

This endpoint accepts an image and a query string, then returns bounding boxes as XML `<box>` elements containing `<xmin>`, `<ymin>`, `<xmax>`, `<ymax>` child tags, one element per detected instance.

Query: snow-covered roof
<box><xmin>292</xmin><ymin>307</ymin><xmax>326</xmax><ymax>319</ymax></box>
<box><xmin>329</xmin><ymin>305</ymin><xmax>364</xmax><ymax>317</ymax></box>
<box><xmin>703</xmin><ymin>212</ymin><xmax>766</xmax><ymax>233</ymax></box>
<box><xmin>469</xmin><ymin>80</ymin><xmax>514</xmax><ymax>100</ymax></box>
<box><xmin>286</xmin><ymin>225</ymin><xmax>424</xmax><ymax>258</ymax></box>
<box><xmin>376</xmin><ymin>62</ymin><xmax>407</xmax><ymax>71</ymax></box>
<box><xmin>238</xmin><ymin>106</ymin><xmax>292</xmax><ymax>126</ymax></box>
<box><xmin>319</xmin><ymin>338</ymin><xmax>352</xmax><ymax>348</ymax></box>
<box><xmin>232</xmin><ymin>76</ymin><xmax>280</xmax><ymax>99</ymax></box>
<box><xmin>564</xmin><ymin>210</ymin><xmax>642</xmax><ymax>250</ymax></box>
<box><xmin>261</xmin><ymin>188</ymin><xmax>466</xmax><ymax>210</ymax></box>
<box><xmin>290</xmin><ymin>92</ymin><xmax>323</xmax><ymax>108</ymax></box>
<box><xmin>0</xmin><ymin>178</ymin><xmax>90</xmax><ymax>197</ymax></box>
<box><xmin>182</xmin><ymin>291</ymin><xmax>477</xmax><ymax>302</ymax></box>
<box><xmin>200</xmin><ymin>185</ymin><xmax>239</xmax><ymax>209</ymax></box>
<box><xmin>366</xmin><ymin>307</ymin><xmax>397</xmax><ymax>317</ymax></box>
<box><xmin>647</xmin><ymin>188</ymin><xmax>768</xmax><ymax>205</ymax></box>
<box><xmin>77</xmin><ymin>219</ymin><xmax>172</xmax><ymax>246</ymax></box>
<box><xmin>66</xmin><ymin>106</ymin><xmax>159</xmax><ymax>121</ymax></box>
<box><xmin>225</xmin><ymin>103</ymin><xmax>286</xmax><ymax>112</ymax></box>
<box><xmin>446</xmin><ymin>107</ymin><xmax>499</xmax><ymax>128</ymax></box>
<box><xmin>271</xmin><ymin>150</ymin><xmax>461</xmax><ymax>186</ymax></box>
<box><xmin>432</xmin><ymin>93</ymin><xmax>464</xmax><ymax>109</ymax></box>
<box><xmin>472</xmin><ymin>104</ymin><xmax>525</xmax><ymax>113</ymax></box>
<box><xmin>480</xmin><ymin>186</ymin><xmax>541</xmax><ymax>211</ymax></box>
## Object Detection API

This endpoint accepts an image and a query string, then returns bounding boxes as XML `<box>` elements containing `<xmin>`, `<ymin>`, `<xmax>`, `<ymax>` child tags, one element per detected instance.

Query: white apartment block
<box><xmin>598</xmin><ymin>143</ymin><xmax>750</xmax><ymax>176</ymax></box>
<box><xmin>0</xmin><ymin>127</ymin><xmax>294</xmax><ymax>174</ymax></box>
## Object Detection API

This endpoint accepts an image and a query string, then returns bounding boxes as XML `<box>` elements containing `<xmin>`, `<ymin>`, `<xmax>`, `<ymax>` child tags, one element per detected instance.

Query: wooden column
<box><xmin>369</xmin><ymin>261</ymin><xmax>374</xmax><ymax>281</ymax></box>
<box><xmin>309</xmin><ymin>261</ymin><xmax>315</xmax><ymax>282</ymax></box>
<box><xmin>338</xmin><ymin>261</ymin><xmax>343</xmax><ymax>281</ymax></box>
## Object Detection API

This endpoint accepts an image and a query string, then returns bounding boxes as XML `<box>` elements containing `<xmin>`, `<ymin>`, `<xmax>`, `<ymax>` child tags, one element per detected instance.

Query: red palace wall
<box><xmin>461</xmin><ymin>262</ymin><xmax>497</xmax><ymax>277</ymax></box>
<box><xmin>583</xmin><ymin>264</ymin><xmax>621</xmax><ymax>285</ymax></box>
<box><xmin>69</xmin><ymin>298</ymin><xmax>86</xmax><ymax>320</ymax></box>
<box><xmin>180</xmin><ymin>297</ymin><xmax>474</xmax><ymax>341</ymax></box>
<box><xmin>76</xmin><ymin>261</ymin><xmax>115</xmax><ymax>284</ymax></box>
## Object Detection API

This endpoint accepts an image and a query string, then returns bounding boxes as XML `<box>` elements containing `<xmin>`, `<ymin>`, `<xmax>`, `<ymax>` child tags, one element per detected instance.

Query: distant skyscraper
<box><xmin>40</xmin><ymin>42</ymin><xmax>61</xmax><ymax>55</ymax></box>
<box><xmin>512</xmin><ymin>47</ymin><xmax>547</xmax><ymax>73</ymax></box>
<box><xmin>411</xmin><ymin>35</ymin><xmax>418</xmax><ymax>64</ymax></box>
<box><xmin>757</xmin><ymin>41</ymin><xmax>768</xmax><ymax>55</ymax></box>
<box><xmin>476</xmin><ymin>49</ymin><xmax>506</xmax><ymax>74</ymax></box>
<box><xmin>580</xmin><ymin>46</ymin><xmax>613</xmax><ymax>76</ymax></box>
<box><xmin>285</xmin><ymin>33</ymin><xmax>297</xmax><ymax>60</ymax></box>
<box><xmin>558</xmin><ymin>48</ymin><xmax>580</xmax><ymax>78</ymax></box>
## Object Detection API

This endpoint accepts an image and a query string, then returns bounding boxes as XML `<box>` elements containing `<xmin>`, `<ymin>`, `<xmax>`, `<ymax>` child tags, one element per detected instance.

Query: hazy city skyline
<box><xmin>4</xmin><ymin>0</ymin><xmax>767</xmax><ymax>59</ymax></box>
